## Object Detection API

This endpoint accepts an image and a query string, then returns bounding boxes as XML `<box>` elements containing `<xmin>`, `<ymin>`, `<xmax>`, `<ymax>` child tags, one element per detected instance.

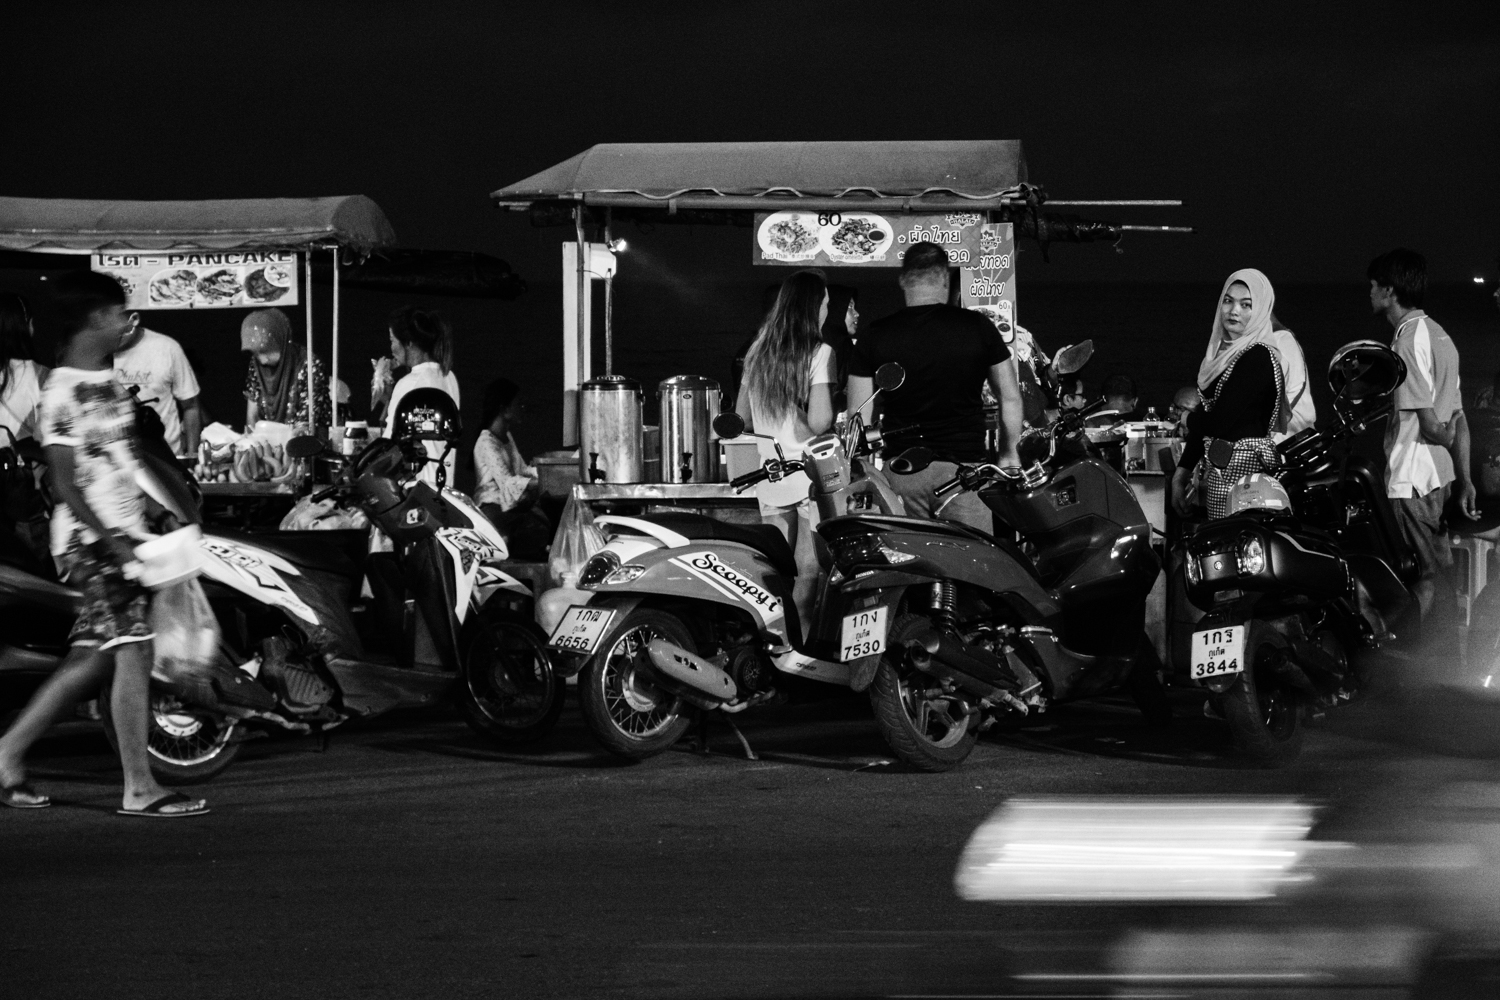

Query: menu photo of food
<box><xmin>148</xmin><ymin>268</ymin><xmax>200</xmax><ymax>306</ymax></box>
<box><xmin>756</xmin><ymin>212</ymin><xmax>822</xmax><ymax>262</ymax></box>
<box><xmin>821</xmin><ymin>213</ymin><xmax>891</xmax><ymax>264</ymax></box>
<box><xmin>244</xmin><ymin>262</ymin><xmax>293</xmax><ymax>302</ymax></box>
<box><xmin>196</xmin><ymin>268</ymin><xmax>243</xmax><ymax>305</ymax></box>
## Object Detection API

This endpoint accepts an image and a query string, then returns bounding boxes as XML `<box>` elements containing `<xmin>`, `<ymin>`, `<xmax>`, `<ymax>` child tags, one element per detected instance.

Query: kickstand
<box><xmin>724</xmin><ymin>716</ymin><xmax>758</xmax><ymax>761</ymax></box>
<box><xmin>315</xmin><ymin>731</ymin><xmax>330</xmax><ymax>753</ymax></box>
<box><xmin>694</xmin><ymin>710</ymin><xmax>711</xmax><ymax>754</ymax></box>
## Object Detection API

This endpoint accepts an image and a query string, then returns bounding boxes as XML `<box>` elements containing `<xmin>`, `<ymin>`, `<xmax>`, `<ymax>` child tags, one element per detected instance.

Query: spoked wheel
<box><xmin>869</xmin><ymin>614</ymin><xmax>978</xmax><ymax>772</ymax></box>
<box><xmin>578</xmin><ymin>609</ymin><xmax>692</xmax><ymax>759</ymax></box>
<box><xmin>101</xmin><ymin>687</ymin><xmax>241</xmax><ymax>784</ymax></box>
<box><xmin>455</xmin><ymin>611</ymin><xmax>565</xmax><ymax>745</ymax></box>
<box><xmin>1221</xmin><ymin>620</ymin><xmax>1304</xmax><ymax>767</ymax></box>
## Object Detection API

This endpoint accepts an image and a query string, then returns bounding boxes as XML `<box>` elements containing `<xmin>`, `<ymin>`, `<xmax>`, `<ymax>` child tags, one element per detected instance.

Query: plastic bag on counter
<box><xmin>149</xmin><ymin>578</ymin><xmax>220</xmax><ymax>683</ymax></box>
<box><xmin>546</xmin><ymin>492</ymin><xmax>605</xmax><ymax>589</ymax></box>
<box><xmin>279</xmin><ymin>495</ymin><xmax>370</xmax><ymax>531</ymax></box>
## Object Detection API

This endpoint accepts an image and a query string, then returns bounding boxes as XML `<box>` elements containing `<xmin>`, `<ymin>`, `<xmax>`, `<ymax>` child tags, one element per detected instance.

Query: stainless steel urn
<box><xmin>578</xmin><ymin>376</ymin><xmax>643</xmax><ymax>483</ymax></box>
<box><xmin>658</xmin><ymin>375</ymin><xmax>722</xmax><ymax>484</ymax></box>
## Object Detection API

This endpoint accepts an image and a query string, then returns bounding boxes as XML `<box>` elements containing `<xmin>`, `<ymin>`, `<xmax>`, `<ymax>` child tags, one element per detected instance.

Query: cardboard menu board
<box><xmin>91</xmin><ymin>250</ymin><xmax>299</xmax><ymax>311</ymax></box>
<box><xmin>753</xmin><ymin>210</ymin><xmax>989</xmax><ymax>268</ymax></box>
<box><xmin>958</xmin><ymin>222</ymin><xmax>1018</xmax><ymax>345</ymax></box>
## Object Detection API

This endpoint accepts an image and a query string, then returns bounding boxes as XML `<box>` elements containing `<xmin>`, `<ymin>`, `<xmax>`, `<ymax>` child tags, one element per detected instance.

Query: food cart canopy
<box><xmin>491</xmin><ymin>141</ymin><xmax>1028</xmax><ymax>213</ymax></box>
<box><xmin>0</xmin><ymin>195</ymin><xmax>398</xmax><ymax>254</ymax></box>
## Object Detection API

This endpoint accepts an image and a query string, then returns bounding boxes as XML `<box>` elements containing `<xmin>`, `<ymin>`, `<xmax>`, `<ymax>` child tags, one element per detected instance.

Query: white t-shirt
<box><xmin>38</xmin><ymin>367</ymin><xmax>148</xmax><ymax>556</ymax></box>
<box><xmin>0</xmin><ymin>359</ymin><xmax>44</xmax><ymax>444</ymax></box>
<box><xmin>385</xmin><ymin>362</ymin><xmax>461</xmax><ymax>488</ymax></box>
<box><xmin>112</xmin><ymin>328</ymin><xmax>200</xmax><ymax>455</ymax></box>
<box><xmin>1385</xmin><ymin>312</ymin><xmax>1462</xmax><ymax>499</ymax></box>
<box><xmin>749</xmin><ymin>343</ymin><xmax>836</xmax><ymax>509</ymax></box>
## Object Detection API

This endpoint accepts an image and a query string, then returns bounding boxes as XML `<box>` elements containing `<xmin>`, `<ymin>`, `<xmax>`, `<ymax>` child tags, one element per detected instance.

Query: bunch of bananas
<box><xmin>197</xmin><ymin>439</ymin><xmax>298</xmax><ymax>484</ymax></box>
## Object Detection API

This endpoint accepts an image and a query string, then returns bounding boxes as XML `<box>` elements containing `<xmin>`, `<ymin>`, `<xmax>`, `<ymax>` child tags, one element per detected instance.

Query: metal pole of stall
<box><xmin>330</xmin><ymin>246</ymin><xmax>340</xmax><ymax>430</ymax></box>
<box><xmin>304</xmin><ymin>251</ymin><xmax>315</xmax><ymax>432</ymax></box>
<box><xmin>574</xmin><ymin>206</ymin><xmax>588</xmax><ymax>385</ymax></box>
<box><xmin>604</xmin><ymin>208</ymin><xmax>613</xmax><ymax>377</ymax></box>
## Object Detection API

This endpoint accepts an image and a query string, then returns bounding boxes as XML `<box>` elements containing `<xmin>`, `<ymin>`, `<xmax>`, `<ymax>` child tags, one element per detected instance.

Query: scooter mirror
<box><xmin>712</xmin><ymin>412</ymin><xmax>746</xmax><ymax>439</ymax></box>
<box><xmin>874</xmin><ymin>362</ymin><xmax>906</xmax><ymax>392</ymax></box>
<box><xmin>887</xmin><ymin>446</ymin><xmax>934</xmax><ymax>475</ymax></box>
<box><xmin>1053</xmin><ymin>340</ymin><xmax>1094</xmax><ymax>376</ymax></box>
<box><xmin>285</xmin><ymin>435</ymin><xmax>326</xmax><ymax>460</ymax></box>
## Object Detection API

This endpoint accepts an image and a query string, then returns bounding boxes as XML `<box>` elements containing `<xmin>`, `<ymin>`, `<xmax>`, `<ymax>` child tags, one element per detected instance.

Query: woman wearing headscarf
<box><xmin>242</xmin><ymin>308</ymin><xmax>330</xmax><ymax>430</ymax></box>
<box><xmin>1170</xmin><ymin>269</ymin><xmax>1315</xmax><ymax>519</ymax></box>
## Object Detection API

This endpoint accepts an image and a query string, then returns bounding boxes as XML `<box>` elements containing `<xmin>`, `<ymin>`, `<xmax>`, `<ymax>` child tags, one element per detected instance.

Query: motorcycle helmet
<box><xmin>1226</xmin><ymin>473</ymin><xmax>1292</xmax><ymax>516</ymax></box>
<box><xmin>392</xmin><ymin>387</ymin><xmax>461</xmax><ymax>445</ymax></box>
<box><xmin>1329</xmin><ymin>340</ymin><xmax>1407</xmax><ymax>402</ymax></box>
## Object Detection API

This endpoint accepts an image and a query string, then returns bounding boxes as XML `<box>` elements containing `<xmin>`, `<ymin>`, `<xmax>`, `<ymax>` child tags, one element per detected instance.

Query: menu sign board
<box><xmin>753</xmin><ymin>211</ymin><xmax>988</xmax><ymax>268</ymax></box>
<box><xmin>959</xmin><ymin>222</ymin><xmax>1018</xmax><ymax>345</ymax></box>
<box><xmin>91</xmin><ymin>250</ymin><xmax>299</xmax><ymax>311</ymax></box>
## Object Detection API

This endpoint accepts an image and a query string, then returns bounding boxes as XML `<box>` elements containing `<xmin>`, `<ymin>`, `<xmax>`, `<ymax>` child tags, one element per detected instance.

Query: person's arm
<box><xmin>179</xmin><ymin>396</ymin><xmax>202</xmax><ymax>456</ymax></box>
<box><xmin>988</xmin><ymin>359</ymin><xmax>1024</xmax><ymax>466</ymax></box>
<box><xmin>846</xmin><ymin>375</ymin><xmax>875</xmax><ymax>422</ymax></box>
<box><xmin>1414</xmin><ymin>408</ymin><xmax>1456</xmax><ymax>448</ymax></box>
<box><xmin>1452</xmin><ymin>410</ymin><xmax>1479</xmax><ymax>519</ymax></box>
<box><xmin>45</xmin><ymin>444</ymin><xmax>138</xmax><ymax>568</ymax></box>
<box><xmin>806</xmin><ymin>383</ymin><xmax>834</xmax><ymax>436</ymax></box>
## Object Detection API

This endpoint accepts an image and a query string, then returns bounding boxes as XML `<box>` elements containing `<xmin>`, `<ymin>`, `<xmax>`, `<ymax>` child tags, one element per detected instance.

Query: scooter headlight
<box><xmin>578</xmin><ymin>551</ymin><xmax>621</xmax><ymax>588</ymax></box>
<box><xmin>602</xmin><ymin>564</ymin><xmax>646</xmax><ymax>586</ymax></box>
<box><xmin>1185</xmin><ymin>553</ymin><xmax>1203</xmax><ymax>587</ymax></box>
<box><xmin>1237</xmin><ymin>534</ymin><xmax>1266</xmax><ymax>576</ymax></box>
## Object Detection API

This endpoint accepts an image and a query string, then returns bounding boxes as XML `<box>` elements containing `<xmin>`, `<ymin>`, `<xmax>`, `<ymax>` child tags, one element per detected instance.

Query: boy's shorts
<box><xmin>60</xmin><ymin>542</ymin><xmax>154</xmax><ymax>651</ymax></box>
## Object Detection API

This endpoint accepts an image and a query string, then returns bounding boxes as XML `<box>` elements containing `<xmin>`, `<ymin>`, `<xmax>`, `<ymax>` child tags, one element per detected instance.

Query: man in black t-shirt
<box><xmin>847</xmin><ymin>242</ymin><xmax>1024</xmax><ymax>530</ymax></box>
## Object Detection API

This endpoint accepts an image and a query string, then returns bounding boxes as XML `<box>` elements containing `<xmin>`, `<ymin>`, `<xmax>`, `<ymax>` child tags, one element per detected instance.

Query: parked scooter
<box><xmin>817</xmin><ymin>399</ymin><xmax>1171</xmax><ymax>770</ymax></box>
<box><xmin>550</xmin><ymin>364</ymin><xmax>912</xmax><ymax>760</ymax></box>
<box><xmin>1172</xmin><ymin>340</ymin><xmax>1418</xmax><ymax>765</ymax></box>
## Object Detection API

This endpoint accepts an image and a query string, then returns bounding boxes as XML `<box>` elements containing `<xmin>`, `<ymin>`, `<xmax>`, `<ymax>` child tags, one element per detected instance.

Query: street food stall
<box><xmin>0</xmin><ymin>194</ymin><xmax>398</xmax><ymax>519</ymax></box>
<box><xmin>489</xmin><ymin>141</ymin><xmax>1189</xmax><ymax>605</ymax></box>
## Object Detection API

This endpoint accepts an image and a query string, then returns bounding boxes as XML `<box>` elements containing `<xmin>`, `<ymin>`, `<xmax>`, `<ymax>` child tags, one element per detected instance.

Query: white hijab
<box><xmin>1196</xmin><ymin>268</ymin><xmax>1315</xmax><ymax>437</ymax></box>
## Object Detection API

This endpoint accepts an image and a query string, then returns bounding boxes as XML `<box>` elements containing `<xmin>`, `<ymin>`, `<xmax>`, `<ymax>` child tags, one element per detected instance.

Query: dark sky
<box><xmin>5</xmin><ymin>1</ymin><xmax>1498</xmax><ymax>286</ymax></box>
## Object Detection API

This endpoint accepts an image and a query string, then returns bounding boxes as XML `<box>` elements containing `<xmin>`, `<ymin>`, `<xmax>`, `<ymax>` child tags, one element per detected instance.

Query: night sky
<box><xmin>4</xmin><ymin>3</ymin><xmax>1498</xmax><ymax>447</ymax></box>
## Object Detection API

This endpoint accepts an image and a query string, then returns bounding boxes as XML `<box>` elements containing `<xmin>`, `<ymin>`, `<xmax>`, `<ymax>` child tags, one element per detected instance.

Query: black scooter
<box><xmin>818</xmin><ymin>401</ymin><xmax>1170</xmax><ymax>771</ymax></box>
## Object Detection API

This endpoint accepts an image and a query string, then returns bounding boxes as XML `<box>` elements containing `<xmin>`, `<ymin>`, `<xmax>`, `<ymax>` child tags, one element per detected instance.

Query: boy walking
<box><xmin>0</xmin><ymin>271</ymin><xmax>206</xmax><ymax>817</ymax></box>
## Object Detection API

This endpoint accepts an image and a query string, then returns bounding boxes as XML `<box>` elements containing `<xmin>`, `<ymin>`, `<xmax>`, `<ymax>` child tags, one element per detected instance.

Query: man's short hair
<box><xmin>1102</xmin><ymin>374</ymin><xmax>1136</xmax><ymax>400</ymax></box>
<box><xmin>1367</xmin><ymin>248</ymin><xmax>1426</xmax><ymax>308</ymax></box>
<box><xmin>50</xmin><ymin>269</ymin><xmax>126</xmax><ymax>337</ymax></box>
<box><xmin>900</xmin><ymin>241</ymin><xmax>951</xmax><ymax>286</ymax></box>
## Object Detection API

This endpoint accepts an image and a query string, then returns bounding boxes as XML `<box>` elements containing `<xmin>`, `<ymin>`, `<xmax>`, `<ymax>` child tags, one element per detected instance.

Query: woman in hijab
<box><xmin>1170</xmin><ymin>269</ymin><xmax>1315</xmax><ymax>519</ymax></box>
<box><xmin>242</xmin><ymin>308</ymin><xmax>330</xmax><ymax>430</ymax></box>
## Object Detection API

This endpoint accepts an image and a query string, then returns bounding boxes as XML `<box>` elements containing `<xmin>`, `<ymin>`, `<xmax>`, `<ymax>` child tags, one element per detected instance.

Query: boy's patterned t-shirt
<box><xmin>38</xmin><ymin>367</ymin><xmax>147</xmax><ymax>556</ymax></box>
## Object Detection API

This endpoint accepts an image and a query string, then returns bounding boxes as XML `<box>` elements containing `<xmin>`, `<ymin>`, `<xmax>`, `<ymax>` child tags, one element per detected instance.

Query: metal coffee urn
<box><xmin>578</xmin><ymin>376</ymin><xmax>643</xmax><ymax>483</ymax></box>
<box><xmin>658</xmin><ymin>375</ymin><xmax>722</xmax><ymax>483</ymax></box>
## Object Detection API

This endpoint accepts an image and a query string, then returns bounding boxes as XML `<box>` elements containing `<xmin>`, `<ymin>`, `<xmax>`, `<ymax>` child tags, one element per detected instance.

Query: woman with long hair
<box><xmin>0</xmin><ymin>293</ymin><xmax>46</xmax><ymax>445</ymax></box>
<box><xmin>377</xmin><ymin>306</ymin><xmax>459</xmax><ymax>488</ymax></box>
<box><xmin>734</xmin><ymin>269</ymin><xmax>835</xmax><ymax>639</ymax></box>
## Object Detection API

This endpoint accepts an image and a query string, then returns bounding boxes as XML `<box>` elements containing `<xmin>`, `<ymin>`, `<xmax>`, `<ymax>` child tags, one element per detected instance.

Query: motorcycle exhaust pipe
<box><xmin>645</xmin><ymin>639</ymin><xmax>739</xmax><ymax>706</ymax></box>
<box><xmin>905</xmin><ymin>627</ymin><xmax>1021</xmax><ymax>694</ymax></box>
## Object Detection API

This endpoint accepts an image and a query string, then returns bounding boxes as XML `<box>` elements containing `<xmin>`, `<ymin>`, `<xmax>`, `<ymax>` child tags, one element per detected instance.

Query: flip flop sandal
<box><xmin>117</xmin><ymin>792</ymin><xmax>210</xmax><ymax>819</ymax></box>
<box><xmin>1</xmin><ymin>782</ymin><xmax>51</xmax><ymax>809</ymax></box>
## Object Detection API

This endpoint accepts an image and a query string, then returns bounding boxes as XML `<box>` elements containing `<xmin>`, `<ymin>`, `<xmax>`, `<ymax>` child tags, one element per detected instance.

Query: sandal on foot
<box><xmin>1</xmin><ymin>782</ymin><xmax>51</xmax><ymax>809</ymax></box>
<box><xmin>117</xmin><ymin>792</ymin><xmax>209</xmax><ymax>819</ymax></box>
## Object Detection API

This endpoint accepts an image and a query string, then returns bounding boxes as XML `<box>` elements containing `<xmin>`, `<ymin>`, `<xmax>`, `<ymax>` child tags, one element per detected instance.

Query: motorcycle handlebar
<box><xmin>731</xmin><ymin>468</ymin><xmax>771</xmax><ymax>492</ymax></box>
<box><xmin>934</xmin><ymin>475</ymin><xmax>965</xmax><ymax>497</ymax></box>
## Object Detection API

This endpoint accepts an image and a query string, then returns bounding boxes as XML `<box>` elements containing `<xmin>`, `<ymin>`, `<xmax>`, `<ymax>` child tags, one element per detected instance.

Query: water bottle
<box><xmin>1144</xmin><ymin>406</ymin><xmax>1159</xmax><ymax>425</ymax></box>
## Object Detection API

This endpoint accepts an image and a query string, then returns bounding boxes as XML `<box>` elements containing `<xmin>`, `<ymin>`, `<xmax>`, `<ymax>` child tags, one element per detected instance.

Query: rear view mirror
<box><xmin>874</xmin><ymin>363</ymin><xmax>906</xmax><ymax>392</ymax></box>
<box><xmin>1053</xmin><ymin>340</ymin><xmax>1094</xmax><ymax>376</ymax></box>
<box><xmin>285</xmin><ymin>435</ymin><xmax>326</xmax><ymax>460</ymax></box>
<box><xmin>887</xmin><ymin>446</ymin><xmax>934</xmax><ymax>476</ymax></box>
<box><xmin>712</xmin><ymin>412</ymin><xmax>746</xmax><ymax>439</ymax></box>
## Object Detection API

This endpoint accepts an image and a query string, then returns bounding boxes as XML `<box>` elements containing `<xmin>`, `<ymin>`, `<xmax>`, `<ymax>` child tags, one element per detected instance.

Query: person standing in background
<box><xmin>0</xmin><ymin>293</ymin><xmax>46</xmax><ymax>445</ymax></box>
<box><xmin>376</xmin><ymin>306</ymin><xmax>459</xmax><ymax>489</ymax></box>
<box><xmin>111</xmin><ymin>312</ymin><xmax>202</xmax><ymax>456</ymax></box>
<box><xmin>474</xmin><ymin>377</ymin><xmax>550</xmax><ymax>560</ymax></box>
<box><xmin>241</xmin><ymin>308</ymin><xmax>330</xmax><ymax>431</ymax></box>
<box><xmin>1368</xmin><ymin>248</ymin><xmax>1478</xmax><ymax>619</ymax></box>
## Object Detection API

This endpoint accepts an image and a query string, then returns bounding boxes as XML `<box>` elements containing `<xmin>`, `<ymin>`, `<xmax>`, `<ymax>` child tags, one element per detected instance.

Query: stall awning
<box><xmin>0</xmin><ymin>195</ymin><xmax>398</xmax><ymax>254</ymax></box>
<box><xmin>491</xmin><ymin>141</ymin><xmax>1028</xmax><ymax>214</ymax></box>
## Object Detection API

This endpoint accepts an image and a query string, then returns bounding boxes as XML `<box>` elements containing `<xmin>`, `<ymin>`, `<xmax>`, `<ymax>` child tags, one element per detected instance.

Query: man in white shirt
<box><xmin>1369</xmin><ymin>247</ymin><xmax>1478</xmax><ymax>618</ymax></box>
<box><xmin>111</xmin><ymin>315</ymin><xmax>202</xmax><ymax>457</ymax></box>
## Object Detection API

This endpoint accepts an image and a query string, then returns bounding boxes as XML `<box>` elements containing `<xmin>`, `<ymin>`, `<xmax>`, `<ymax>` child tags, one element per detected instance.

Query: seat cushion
<box><xmin>643</xmin><ymin>512</ymin><xmax>798</xmax><ymax>579</ymax></box>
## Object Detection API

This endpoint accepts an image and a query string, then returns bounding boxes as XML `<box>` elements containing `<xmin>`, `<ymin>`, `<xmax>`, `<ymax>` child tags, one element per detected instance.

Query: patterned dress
<box><xmin>244</xmin><ymin>353</ymin><xmax>331</xmax><ymax>430</ymax></box>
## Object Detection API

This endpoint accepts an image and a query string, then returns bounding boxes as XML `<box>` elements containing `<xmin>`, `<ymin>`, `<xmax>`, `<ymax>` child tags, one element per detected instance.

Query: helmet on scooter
<box><xmin>392</xmin><ymin>388</ymin><xmax>461</xmax><ymax>445</ymax></box>
<box><xmin>1226</xmin><ymin>473</ymin><xmax>1291</xmax><ymax>516</ymax></box>
<box><xmin>1329</xmin><ymin>340</ymin><xmax>1406</xmax><ymax>402</ymax></box>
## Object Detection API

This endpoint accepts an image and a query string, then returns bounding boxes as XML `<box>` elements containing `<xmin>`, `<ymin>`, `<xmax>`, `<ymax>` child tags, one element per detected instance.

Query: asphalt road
<box><xmin>4</xmin><ymin>686</ymin><xmax>1499</xmax><ymax>1000</ymax></box>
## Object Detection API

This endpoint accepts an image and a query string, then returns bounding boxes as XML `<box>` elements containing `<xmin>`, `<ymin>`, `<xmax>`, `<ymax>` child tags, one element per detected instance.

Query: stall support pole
<box><xmin>574</xmin><ymin>206</ymin><xmax>588</xmax><ymax>432</ymax></box>
<box><xmin>330</xmin><ymin>247</ymin><xmax>340</xmax><ymax>430</ymax></box>
<box><xmin>304</xmin><ymin>252</ymin><xmax>315</xmax><ymax>432</ymax></box>
<box><xmin>604</xmin><ymin>209</ymin><xmax>614</xmax><ymax>376</ymax></box>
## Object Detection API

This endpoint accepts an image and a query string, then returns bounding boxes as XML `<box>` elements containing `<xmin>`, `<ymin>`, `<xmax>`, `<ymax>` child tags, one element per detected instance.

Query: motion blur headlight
<box><xmin>578</xmin><ymin>551</ymin><xmax>621</xmax><ymax>588</ymax></box>
<box><xmin>1237</xmin><ymin>534</ymin><xmax>1266</xmax><ymax>576</ymax></box>
<box><xmin>602</xmin><ymin>564</ymin><xmax>646</xmax><ymax>586</ymax></box>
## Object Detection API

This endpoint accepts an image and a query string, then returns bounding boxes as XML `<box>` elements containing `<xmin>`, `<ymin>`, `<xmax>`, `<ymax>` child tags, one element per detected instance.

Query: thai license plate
<box><xmin>548</xmin><ymin>606</ymin><xmax>616</xmax><ymax>654</ymax></box>
<box><xmin>1190</xmin><ymin>624</ymin><xmax>1245</xmax><ymax>680</ymax></box>
<box><xmin>840</xmin><ymin>606</ymin><xmax>889</xmax><ymax>661</ymax></box>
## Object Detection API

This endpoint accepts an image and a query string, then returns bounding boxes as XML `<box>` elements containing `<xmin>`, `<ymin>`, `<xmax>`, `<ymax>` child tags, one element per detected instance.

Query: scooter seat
<box><xmin>210</xmin><ymin>529</ymin><xmax>368</xmax><ymax>578</ymax></box>
<box><xmin>640</xmin><ymin>512</ymin><xmax>798</xmax><ymax>579</ymax></box>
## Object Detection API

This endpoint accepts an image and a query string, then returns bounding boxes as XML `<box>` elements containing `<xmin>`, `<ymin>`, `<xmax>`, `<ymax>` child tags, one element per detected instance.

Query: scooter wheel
<box><xmin>869</xmin><ymin>615</ymin><xmax>978</xmax><ymax>772</ymax></box>
<box><xmin>1221</xmin><ymin>620</ymin><xmax>1304</xmax><ymax>767</ymax></box>
<box><xmin>100</xmin><ymin>683</ymin><xmax>240</xmax><ymax>785</ymax></box>
<box><xmin>455</xmin><ymin>610</ymin><xmax>565</xmax><ymax>745</ymax></box>
<box><xmin>578</xmin><ymin>608</ymin><xmax>693</xmax><ymax>760</ymax></box>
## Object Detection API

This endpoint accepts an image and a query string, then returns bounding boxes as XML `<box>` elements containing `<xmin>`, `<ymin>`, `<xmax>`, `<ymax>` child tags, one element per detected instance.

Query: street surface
<box><xmin>4</xmin><ymin>686</ymin><xmax>1499</xmax><ymax>999</ymax></box>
